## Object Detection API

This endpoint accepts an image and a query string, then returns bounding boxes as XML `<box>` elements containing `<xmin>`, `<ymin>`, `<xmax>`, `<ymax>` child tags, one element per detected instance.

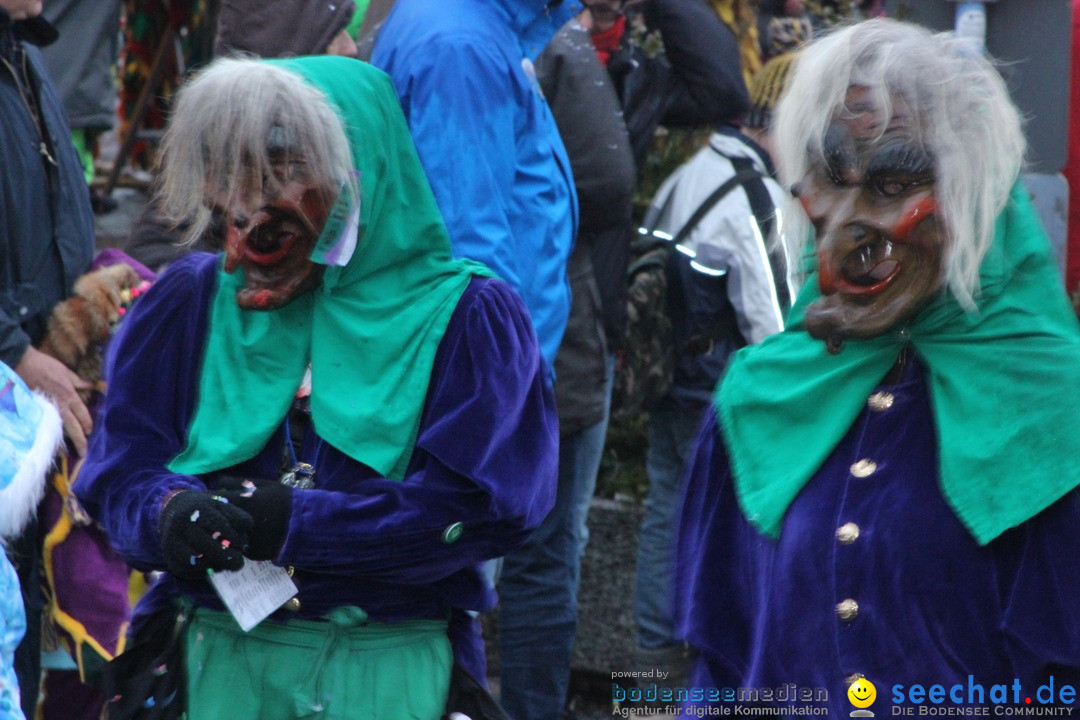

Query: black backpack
<box><xmin>612</xmin><ymin>159</ymin><xmax>769</xmax><ymax>420</ymax></box>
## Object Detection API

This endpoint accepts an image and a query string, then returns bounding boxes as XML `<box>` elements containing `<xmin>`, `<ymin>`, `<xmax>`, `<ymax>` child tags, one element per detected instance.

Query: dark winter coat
<box><xmin>215</xmin><ymin>0</ymin><xmax>357</xmax><ymax>58</ymax></box>
<box><xmin>0</xmin><ymin>11</ymin><xmax>95</xmax><ymax>369</ymax></box>
<box><xmin>537</xmin><ymin>20</ymin><xmax>637</xmax><ymax>433</ymax></box>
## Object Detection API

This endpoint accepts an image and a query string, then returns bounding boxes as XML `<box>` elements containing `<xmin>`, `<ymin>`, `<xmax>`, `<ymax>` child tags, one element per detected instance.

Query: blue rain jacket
<box><xmin>372</xmin><ymin>0</ymin><xmax>580</xmax><ymax>369</ymax></box>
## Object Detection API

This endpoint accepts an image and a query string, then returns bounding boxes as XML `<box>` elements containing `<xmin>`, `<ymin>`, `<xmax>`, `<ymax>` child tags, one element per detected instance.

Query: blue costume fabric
<box><xmin>0</xmin><ymin>360</ymin><xmax>64</xmax><ymax>720</ymax></box>
<box><xmin>370</xmin><ymin>0</ymin><xmax>579</xmax><ymax>370</ymax></box>
<box><xmin>73</xmin><ymin>253</ymin><xmax>559</xmax><ymax>684</ymax></box>
<box><xmin>0</xmin><ymin>557</ymin><xmax>23</xmax><ymax>720</ymax></box>
<box><xmin>675</xmin><ymin>358</ymin><xmax>1080</xmax><ymax>714</ymax></box>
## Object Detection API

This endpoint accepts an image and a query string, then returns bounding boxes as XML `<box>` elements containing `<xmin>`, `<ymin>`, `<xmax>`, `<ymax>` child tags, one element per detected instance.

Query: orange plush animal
<box><xmin>38</xmin><ymin>263</ymin><xmax>148</xmax><ymax>401</ymax></box>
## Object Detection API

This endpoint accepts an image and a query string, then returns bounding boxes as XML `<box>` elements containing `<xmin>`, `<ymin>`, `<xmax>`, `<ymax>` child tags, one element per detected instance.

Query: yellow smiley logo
<box><xmin>848</xmin><ymin>678</ymin><xmax>877</xmax><ymax>709</ymax></box>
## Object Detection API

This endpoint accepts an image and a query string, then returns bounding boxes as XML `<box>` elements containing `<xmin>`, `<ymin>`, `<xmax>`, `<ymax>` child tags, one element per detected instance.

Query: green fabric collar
<box><xmin>718</xmin><ymin>183</ymin><xmax>1080</xmax><ymax>545</ymax></box>
<box><xmin>169</xmin><ymin>56</ymin><xmax>491</xmax><ymax>480</ymax></box>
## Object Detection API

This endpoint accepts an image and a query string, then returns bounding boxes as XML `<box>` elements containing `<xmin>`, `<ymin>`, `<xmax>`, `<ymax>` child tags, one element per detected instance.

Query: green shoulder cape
<box><xmin>718</xmin><ymin>183</ymin><xmax>1080</xmax><ymax>544</ymax></box>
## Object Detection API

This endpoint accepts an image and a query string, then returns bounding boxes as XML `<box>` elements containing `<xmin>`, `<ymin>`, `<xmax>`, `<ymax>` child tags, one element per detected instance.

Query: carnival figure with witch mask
<box><xmin>674</xmin><ymin>19</ymin><xmax>1080</xmax><ymax>714</ymax></box>
<box><xmin>74</xmin><ymin>56</ymin><xmax>558</xmax><ymax>720</ymax></box>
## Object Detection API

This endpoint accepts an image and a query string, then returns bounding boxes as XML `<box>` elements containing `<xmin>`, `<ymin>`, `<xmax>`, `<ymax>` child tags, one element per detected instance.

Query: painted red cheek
<box><xmin>300</xmin><ymin>189</ymin><xmax>322</xmax><ymax>220</ymax></box>
<box><xmin>892</xmin><ymin>194</ymin><xmax>937</xmax><ymax>243</ymax></box>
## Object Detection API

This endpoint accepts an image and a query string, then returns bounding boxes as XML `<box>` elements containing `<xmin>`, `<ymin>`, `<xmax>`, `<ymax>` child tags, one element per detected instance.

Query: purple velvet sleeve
<box><xmin>74</xmin><ymin>256</ymin><xmax>558</xmax><ymax>623</ymax></box>
<box><xmin>73</xmin><ymin>254</ymin><xmax>216</xmax><ymax>570</ymax></box>
<box><xmin>278</xmin><ymin>279</ymin><xmax>559</xmax><ymax>582</ymax></box>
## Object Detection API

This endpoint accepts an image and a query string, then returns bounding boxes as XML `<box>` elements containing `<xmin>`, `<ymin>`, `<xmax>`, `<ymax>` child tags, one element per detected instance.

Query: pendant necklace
<box><xmin>279</xmin><ymin>412</ymin><xmax>319</xmax><ymax>489</ymax></box>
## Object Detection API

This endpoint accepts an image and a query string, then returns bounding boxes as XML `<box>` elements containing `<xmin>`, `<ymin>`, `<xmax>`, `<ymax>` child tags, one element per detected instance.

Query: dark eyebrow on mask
<box><xmin>865</xmin><ymin>141</ymin><xmax>934</xmax><ymax>179</ymax></box>
<box><xmin>822</xmin><ymin>124</ymin><xmax>857</xmax><ymax>182</ymax></box>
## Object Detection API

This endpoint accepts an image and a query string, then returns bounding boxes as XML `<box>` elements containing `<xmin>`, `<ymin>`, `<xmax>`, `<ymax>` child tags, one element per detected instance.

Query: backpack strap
<box><xmin>727</xmin><ymin>154</ymin><xmax>791</xmax><ymax>310</ymax></box>
<box><xmin>638</xmin><ymin>162</ymin><xmax>764</xmax><ymax>266</ymax></box>
<box><xmin>670</xmin><ymin>166</ymin><xmax>767</xmax><ymax>247</ymax></box>
<box><xmin>679</xmin><ymin>153</ymin><xmax>791</xmax><ymax>356</ymax></box>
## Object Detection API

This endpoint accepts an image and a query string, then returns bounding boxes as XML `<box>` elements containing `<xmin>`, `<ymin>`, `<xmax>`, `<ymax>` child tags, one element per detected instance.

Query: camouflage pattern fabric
<box><xmin>612</xmin><ymin>239</ymin><xmax>675</xmax><ymax>421</ymax></box>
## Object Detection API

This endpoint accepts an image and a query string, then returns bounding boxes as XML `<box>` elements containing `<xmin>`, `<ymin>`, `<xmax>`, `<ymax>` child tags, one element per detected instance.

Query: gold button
<box><xmin>836</xmin><ymin>598</ymin><xmax>859</xmax><ymax>621</ymax></box>
<box><xmin>836</xmin><ymin>522</ymin><xmax>860</xmax><ymax>545</ymax></box>
<box><xmin>286</xmin><ymin>566</ymin><xmax>295</xmax><ymax>578</ymax></box>
<box><xmin>844</xmin><ymin>673</ymin><xmax>865</xmax><ymax>687</ymax></box>
<box><xmin>284</xmin><ymin>597</ymin><xmax>301</xmax><ymax>612</ymax></box>
<box><xmin>850</xmin><ymin>459</ymin><xmax>877</xmax><ymax>478</ymax></box>
<box><xmin>867</xmin><ymin>391</ymin><xmax>895</xmax><ymax>412</ymax></box>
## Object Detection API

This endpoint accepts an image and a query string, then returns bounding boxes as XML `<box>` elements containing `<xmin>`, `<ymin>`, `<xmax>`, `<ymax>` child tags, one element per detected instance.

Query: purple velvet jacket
<box><xmin>676</xmin><ymin>358</ymin><xmax>1080</xmax><ymax>713</ymax></box>
<box><xmin>74</xmin><ymin>252</ymin><xmax>559</xmax><ymax>679</ymax></box>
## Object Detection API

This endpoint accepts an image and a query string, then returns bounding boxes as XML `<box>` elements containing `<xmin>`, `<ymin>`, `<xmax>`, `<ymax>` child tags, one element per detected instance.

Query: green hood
<box><xmin>170</xmin><ymin>56</ymin><xmax>492</xmax><ymax>480</ymax></box>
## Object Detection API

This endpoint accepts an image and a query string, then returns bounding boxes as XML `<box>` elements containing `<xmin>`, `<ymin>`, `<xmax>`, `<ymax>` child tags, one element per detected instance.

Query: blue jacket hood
<box><xmin>494</xmin><ymin>0</ymin><xmax>582</xmax><ymax>58</ymax></box>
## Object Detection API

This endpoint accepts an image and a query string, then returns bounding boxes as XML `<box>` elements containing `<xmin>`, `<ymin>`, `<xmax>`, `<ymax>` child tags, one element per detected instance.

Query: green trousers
<box><xmin>186</xmin><ymin>608</ymin><xmax>451</xmax><ymax>720</ymax></box>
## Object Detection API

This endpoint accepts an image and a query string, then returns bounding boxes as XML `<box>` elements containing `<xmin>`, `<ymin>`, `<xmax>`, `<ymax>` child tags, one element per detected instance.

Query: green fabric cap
<box><xmin>170</xmin><ymin>56</ymin><xmax>492</xmax><ymax>480</ymax></box>
<box><xmin>718</xmin><ymin>183</ymin><xmax>1080</xmax><ymax>545</ymax></box>
<box><xmin>346</xmin><ymin>0</ymin><xmax>369</xmax><ymax>39</ymax></box>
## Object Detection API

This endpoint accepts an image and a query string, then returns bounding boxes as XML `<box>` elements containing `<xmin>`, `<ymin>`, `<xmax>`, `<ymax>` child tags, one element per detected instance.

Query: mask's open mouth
<box><xmin>821</xmin><ymin>238</ymin><xmax>902</xmax><ymax>296</ymax></box>
<box><xmin>244</xmin><ymin>224</ymin><xmax>297</xmax><ymax>266</ymax></box>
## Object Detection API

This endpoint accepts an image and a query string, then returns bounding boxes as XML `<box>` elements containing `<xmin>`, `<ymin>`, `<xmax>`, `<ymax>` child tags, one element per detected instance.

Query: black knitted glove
<box><xmin>216</xmin><ymin>479</ymin><xmax>293</xmax><ymax>561</ymax></box>
<box><xmin>159</xmin><ymin>490</ymin><xmax>253</xmax><ymax>580</ymax></box>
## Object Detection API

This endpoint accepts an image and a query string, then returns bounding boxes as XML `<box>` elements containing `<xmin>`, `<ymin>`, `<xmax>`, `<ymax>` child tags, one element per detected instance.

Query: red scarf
<box><xmin>590</xmin><ymin>15</ymin><xmax>626</xmax><ymax>67</ymax></box>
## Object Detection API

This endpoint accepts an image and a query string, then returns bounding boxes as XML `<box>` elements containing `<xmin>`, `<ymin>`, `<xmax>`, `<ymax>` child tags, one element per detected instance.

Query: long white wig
<box><xmin>773</xmin><ymin>19</ymin><xmax>1026</xmax><ymax>308</ymax></box>
<box><xmin>157</xmin><ymin>57</ymin><xmax>357</xmax><ymax>246</ymax></box>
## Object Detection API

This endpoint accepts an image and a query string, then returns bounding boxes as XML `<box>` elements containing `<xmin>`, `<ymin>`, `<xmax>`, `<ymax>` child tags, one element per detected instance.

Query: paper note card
<box><xmin>209</xmin><ymin>559</ymin><xmax>298</xmax><ymax>632</ymax></box>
